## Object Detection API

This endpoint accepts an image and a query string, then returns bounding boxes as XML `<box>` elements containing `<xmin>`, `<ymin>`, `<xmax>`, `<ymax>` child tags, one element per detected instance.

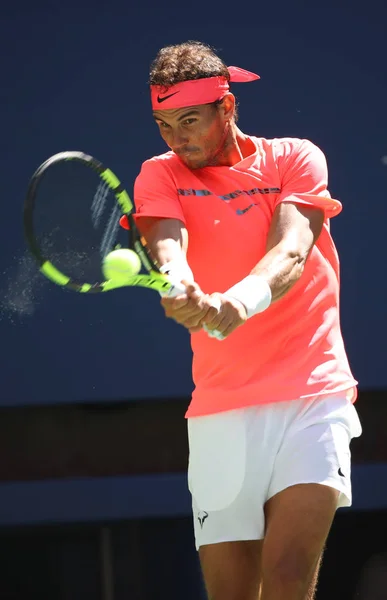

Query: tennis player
<box><xmin>134</xmin><ymin>41</ymin><xmax>362</xmax><ymax>600</ymax></box>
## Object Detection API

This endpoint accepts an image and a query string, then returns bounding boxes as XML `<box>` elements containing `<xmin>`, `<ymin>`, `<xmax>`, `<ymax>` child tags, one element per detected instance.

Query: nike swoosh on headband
<box><xmin>150</xmin><ymin>66</ymin><xmax>260</xmax><ymax>110</ymax></box>
<box><xmin>157</xmin><ymin>91</ymin><xmax>180</xmax><ymax>103</ymax></box>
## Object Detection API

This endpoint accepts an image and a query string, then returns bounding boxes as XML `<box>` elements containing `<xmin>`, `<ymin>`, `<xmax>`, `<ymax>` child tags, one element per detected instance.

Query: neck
<box><xmin>211</xmin><ymin>122</ymin><xmax>255</xmax><ymax>167</ymax></box>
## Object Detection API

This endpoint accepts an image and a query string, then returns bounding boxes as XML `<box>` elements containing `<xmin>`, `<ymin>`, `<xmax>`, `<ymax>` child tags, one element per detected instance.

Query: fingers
<box><xmin>182</xmin><ymin>280</ymin><xmax>202</xmax><ymax>297</ymax></box>
<box><xmin>160</xmin><ymin>280</ymin><xmax>201</xmax><ymax>307</ymax></box>
<box><xmin>160</xmin><ymin>294</ymin><xmax>189</xmax><ymax>310</ymax></box>
<box><xmin>203</xmin><ymin>296</ymin><xmax>247</xmax><ymax>339</ymax></box>
<box><xmin>181</xmin><ymin>293</ymin><xmax>221</xmax><ymax>330</ymax></box>
<box><xmin>204</xmin><ymin>314</ymin><xmax>238</xmax><ymax>338</ymax></box>
<box><xmin>164</xmin><ymin>303</ymin><xmax>208</xmax><ymax>328</ymax></box>
<box><xmin>161</xmin><ymin>285</ymin><xmax>247</xmax><ymax>340</ymax></box>
<box><xmin>160</xmin><ymin>281</ymin><xmax>201</xmax><ymax>311</ymax></box>
<box><xmin>201</xmin><ymin>294</ymin><xmax>225</xmax><ymax>330</ymax></box>
<box><xmin>187</xmin><ymin>305</ymin><xmax>219</xmax><ymax>333</ymax></box>
<box><xmin>188</xmin><ymin>324</ymin><xmax>204</xmax><ymax>334</ymax></box>
<box><xmin>161</xmin><ymin>281</ymin><xmax>216</xmax><ymax>329</ymax></box>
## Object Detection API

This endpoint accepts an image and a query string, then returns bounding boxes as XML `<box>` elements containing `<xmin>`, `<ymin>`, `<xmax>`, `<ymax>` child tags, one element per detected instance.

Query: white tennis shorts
<box><xmin>187</xmin><ymin>394</ymin><xmax>362</xmax><ymax>550</ymax></box>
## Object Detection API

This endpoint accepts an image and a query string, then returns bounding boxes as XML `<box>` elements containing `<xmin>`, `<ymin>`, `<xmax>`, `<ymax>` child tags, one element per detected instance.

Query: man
<box><xmin>133</xmin><ymin>41</ymin><xmax>362</xmax><ymax>600</ymax></box>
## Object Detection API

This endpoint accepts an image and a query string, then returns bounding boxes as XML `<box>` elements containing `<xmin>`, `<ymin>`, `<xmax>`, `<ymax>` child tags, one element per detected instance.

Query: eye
<box><xmin>157</xmin><ymin>121</ymin><xmax>170</xmax><ymax>129</ymax></box>
<box><xmin>183</xmin><ymin>118</ymin><xmax>197</xmax><ymax>125</ymax></box>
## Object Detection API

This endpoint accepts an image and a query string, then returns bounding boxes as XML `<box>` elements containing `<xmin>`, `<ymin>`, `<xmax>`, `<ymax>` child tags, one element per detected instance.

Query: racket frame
<box><xmin>23</xmin><ymin>151</ymin><xmax>174</xmax><ymax>295</ymax></box>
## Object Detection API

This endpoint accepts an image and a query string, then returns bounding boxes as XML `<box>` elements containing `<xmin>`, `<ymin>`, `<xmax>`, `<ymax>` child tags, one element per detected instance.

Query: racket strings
<box><xmin>99</xmin><ymin>203</ymin><xmax>121</xmax><ymax>259</ymax></box>
<box><xmin>31</xmin><ymin>160</ymin><xmax>128</xmax><ymax>285</ymax></box>
<box><xmin>23</xmin><ymin>153</ymin><xmax>179</xmax><ymax>295</ymax></box>
<box><xmin>91</xmin><ymin>181</ymin><xmax>110</xmax><ymax>229</ymax></box>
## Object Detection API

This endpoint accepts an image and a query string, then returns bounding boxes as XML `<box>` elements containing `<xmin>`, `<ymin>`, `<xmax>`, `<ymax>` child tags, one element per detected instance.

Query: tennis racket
<box><xmin>23</xmin><ymin>151</ymin><xmax>186</xmax><ymax>297</ymax></box>
<box><xmin>23</xmin><ymin>151</ymin><xmax>225</xmax><ymax>339</ymax></box>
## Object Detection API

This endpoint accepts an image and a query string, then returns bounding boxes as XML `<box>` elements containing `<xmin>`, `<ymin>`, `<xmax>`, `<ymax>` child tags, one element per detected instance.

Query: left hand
<box><xmin>189</xmin><ymin>293</ymin><xmax>248</xmax><ymax>339</ymax></box>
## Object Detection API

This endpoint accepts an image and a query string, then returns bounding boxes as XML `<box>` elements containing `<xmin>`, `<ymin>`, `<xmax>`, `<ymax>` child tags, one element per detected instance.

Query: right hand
<box><xmin>201</xmin><ymin>292</ymin><xmax>247</xmax><ymax>339</ymax></box>
<box><xmin>160</xmin><ymin>280</ymin><xmax>220</xmax><ymax>331</ymax></box>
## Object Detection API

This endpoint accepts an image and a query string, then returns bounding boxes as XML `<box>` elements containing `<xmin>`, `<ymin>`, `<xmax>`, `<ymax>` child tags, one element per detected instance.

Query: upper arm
<box><xmin>133</xmin><ymin>159</ymin><xmax>188</xmax><ymax>266</ymax></box>
<box><xmin>134</xmin><ymin>159</ymin><xmax>185</xmax><ymax>222</ymax></box>
<box><xmin>266</xmin><ymin>202</ymin><xmax>324</xmax><ymax>257</ymax></box>
<box><xmin>266</xmin><ymin>139</ymin><xmax>335</xmax><ymax>255</ymax></box>
<box><xmin>274</xmin><ymin>139</ymin><xmax>342</xmax><ymax>218</ymax></box>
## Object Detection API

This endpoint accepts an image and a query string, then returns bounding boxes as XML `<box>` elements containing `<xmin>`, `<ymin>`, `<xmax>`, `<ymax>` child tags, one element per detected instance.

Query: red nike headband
<box><xmin>150</xmin><ymin>66</ymin><xmax>260</xmax><ymax>110</ymax></box>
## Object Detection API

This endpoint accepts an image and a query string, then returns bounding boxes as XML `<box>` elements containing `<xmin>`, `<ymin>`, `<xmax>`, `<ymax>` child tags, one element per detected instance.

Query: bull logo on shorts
<box><xmin>198</xmin><ymin>510</ymin><xmax>209</xmax><ymax>528</ymax></box>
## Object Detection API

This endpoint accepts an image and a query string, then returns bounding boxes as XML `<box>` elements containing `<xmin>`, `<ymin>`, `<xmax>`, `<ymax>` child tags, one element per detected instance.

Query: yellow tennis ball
<box><xmin>102</xmin><ymin>249</ymin><xmax>141</xmax><ymax>282</ymax></box>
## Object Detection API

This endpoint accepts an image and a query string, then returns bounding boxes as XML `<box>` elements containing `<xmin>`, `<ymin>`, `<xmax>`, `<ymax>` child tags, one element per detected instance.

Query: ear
<box><xmin>219</xmin><ymin>93</ymin><xmax>236</xmax><ymax>120</ymax></box>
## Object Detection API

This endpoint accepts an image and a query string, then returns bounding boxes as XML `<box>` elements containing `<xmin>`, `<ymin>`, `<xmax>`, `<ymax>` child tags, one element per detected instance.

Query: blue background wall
<box><xmin>0</xmin><ymin>3</ymin><xmax>386</xmax><ymax>598</ymax></box>
<box><xmin>0</xmin><ymin>1</ymin><xmax>386</xmax><ymax>406</ymax></box>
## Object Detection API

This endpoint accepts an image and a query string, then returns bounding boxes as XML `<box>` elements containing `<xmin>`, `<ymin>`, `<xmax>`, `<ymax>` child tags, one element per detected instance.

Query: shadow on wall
<box><xmin>353</xmin><ymin>553</ymin><xmax>387</xmax><ymax>600</ymax></box>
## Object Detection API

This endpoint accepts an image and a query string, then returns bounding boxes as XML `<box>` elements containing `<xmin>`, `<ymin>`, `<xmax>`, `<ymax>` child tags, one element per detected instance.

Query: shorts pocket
<box><xmin>187</xmin><ymin>409</ymin><xmax>247</xmax><ymax>511</ymax></box>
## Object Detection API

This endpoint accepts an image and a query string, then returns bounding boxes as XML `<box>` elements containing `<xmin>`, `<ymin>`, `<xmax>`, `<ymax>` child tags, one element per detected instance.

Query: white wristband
<box><xmin>158</xmin><ymin>259</ymin><xmax>193</xmax><ymax>297</ymax></box>
<box><xmin>224</xmin><ymin>275</ymin><xmax>272</xmax><ymax>318</ymax></box>
<box><xmin>159</xmin><ymin>259</ymin><xmax>193</xmax><ymax>280</ymax></box>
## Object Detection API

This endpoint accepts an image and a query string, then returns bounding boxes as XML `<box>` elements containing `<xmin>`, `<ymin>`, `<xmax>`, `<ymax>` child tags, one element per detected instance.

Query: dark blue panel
<box><xmin>0</xmin><ymin>474</ymin><xmax>191</xmax><ymax>526</ymax></box>
<box><xmin>0</xmin><ymin>1</ymin><xmax>386</xmax><ymax>406</ymax></box>
<box><xmin>0</xmin><ymin>464</ymin><xmax>385</xmax><ymax>527</ymax></box>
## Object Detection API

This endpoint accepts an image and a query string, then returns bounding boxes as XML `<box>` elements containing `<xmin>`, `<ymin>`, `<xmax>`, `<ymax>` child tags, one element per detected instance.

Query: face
<box><xmin>153</xmin><ymin>99</ymin><xmax>233</xmax><ymax>169</ymax></box>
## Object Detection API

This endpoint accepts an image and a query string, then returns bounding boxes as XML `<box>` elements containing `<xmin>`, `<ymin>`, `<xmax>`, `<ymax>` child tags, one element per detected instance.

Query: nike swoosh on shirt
<box><xmin>236</xmin><ymin>203</ymin><xmax>258</xmax><ymax>215</ymax></box>
<box><xmin>157</xmin><ymin>91</ymin><xmax>180</xmax><ymax>103</ymax></box>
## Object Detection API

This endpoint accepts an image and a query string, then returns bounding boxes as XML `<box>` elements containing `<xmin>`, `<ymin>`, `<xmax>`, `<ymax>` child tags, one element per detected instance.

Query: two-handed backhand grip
<box><xmin>164</xmin><ymin>282</ymin><xmax>225</xmax><ymax>341</ymax></box>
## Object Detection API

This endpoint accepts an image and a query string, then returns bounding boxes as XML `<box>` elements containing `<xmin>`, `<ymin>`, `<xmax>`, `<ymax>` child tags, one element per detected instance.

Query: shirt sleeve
<box><xmin>274</xmin><ymin>139</ymin><xmax>342</xmax><ymax>218</ymax></box>
<box><xmin>133</xmin><ymin>158</ymin><xmax>186</xmax><ymax>224</ymax></box>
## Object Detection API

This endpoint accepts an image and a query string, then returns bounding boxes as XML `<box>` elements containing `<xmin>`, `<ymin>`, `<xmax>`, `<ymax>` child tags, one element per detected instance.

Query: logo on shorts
<box><xmin>338</xmin><ymin>467</ymin><xmax>346</xmax><ymax>478</ymax></box>
<box><xmin>198</xmin><ymin>510</ymin><xmax>208</xmax><ymax>528</ymax></box>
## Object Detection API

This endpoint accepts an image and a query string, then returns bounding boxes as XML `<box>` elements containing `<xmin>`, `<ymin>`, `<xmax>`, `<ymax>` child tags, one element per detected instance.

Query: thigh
<box><xmin>264</xmin><ymin>483</ymin><xmax>339</xmax><ymax>558</ymax></box>
<box><xmin>259</xmin><ymin>395</ymin><xmax>361</xmax><ymax>599</ymax></box>
<box><xmin>262</xmin><ymin>483</ymin><xmax>339</xmax><ymax>599</ymax></box>
<box><xmin>199</xmin><ymin>540</ymin><xmax>263</xmax><ymax>600</ymax></box>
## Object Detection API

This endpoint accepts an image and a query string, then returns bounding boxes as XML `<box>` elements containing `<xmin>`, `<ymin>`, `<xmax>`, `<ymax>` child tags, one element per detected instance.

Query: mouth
<box><xmin>175</xmin><ymin>148</ymin><xmax>200</xmax><ymax>157</ymax></box>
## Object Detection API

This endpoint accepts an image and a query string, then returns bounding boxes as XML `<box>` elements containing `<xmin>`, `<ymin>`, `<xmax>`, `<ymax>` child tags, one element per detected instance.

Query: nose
<box><xmin>170</xmin><ymin>130</ymin><xmax>189</xmax><ymax>150</ymax></box>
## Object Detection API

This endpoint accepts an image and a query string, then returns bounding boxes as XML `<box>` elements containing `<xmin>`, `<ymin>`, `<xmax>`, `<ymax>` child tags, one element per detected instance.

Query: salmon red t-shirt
<box><xmin>134</xmin><ymin>137</ymin><xmax>358</xmax><ymax>417</ymax></box>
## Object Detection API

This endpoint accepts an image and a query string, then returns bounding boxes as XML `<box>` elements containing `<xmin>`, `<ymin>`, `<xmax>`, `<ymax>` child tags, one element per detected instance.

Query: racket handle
<box><xmin>203</xmin><ymin>325</ymin><xmax>225</xmax><ymax>341</ymax></box>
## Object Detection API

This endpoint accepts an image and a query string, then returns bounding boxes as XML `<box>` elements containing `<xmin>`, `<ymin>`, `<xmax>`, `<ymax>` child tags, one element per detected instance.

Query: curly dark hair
<box><xmin>149</xmin><ymin>41</ymin><xmax>229</xmax><ymax>88</ymax></box>
<box><xmin>149</xmin><ymin>41</ymin><xmax>238</xmax><ymax>119</ymax></box>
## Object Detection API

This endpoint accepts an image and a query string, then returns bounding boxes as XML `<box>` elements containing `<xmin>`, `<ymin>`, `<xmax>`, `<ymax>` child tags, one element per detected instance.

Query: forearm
<box><xmin>152</xmin><ymin>237</ymin><xmax>185</xmax><ymax>268</ymax></box>
<box><xmin>221</xmin><ymin>238</ymin><xmax>310</xmax><ymax>321</ymax></box>
<box><xmin>137</xmin><ymin>217</ymin><xmax>193</xmax><ymax>280</ymax></box>
<box><xmin>137</xmin><ymin>217</ymin><xmax>188</xmax><ymax>264</ymax></box>
<box><xmin>250</xmin><ymin>240</ymin><xmax>309</xmax><ymax>303</ymax></box>
<box><xmin>214</xmin><ymin>201</ymin><xmax>323</xmax><ymax>325</ymax></box>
